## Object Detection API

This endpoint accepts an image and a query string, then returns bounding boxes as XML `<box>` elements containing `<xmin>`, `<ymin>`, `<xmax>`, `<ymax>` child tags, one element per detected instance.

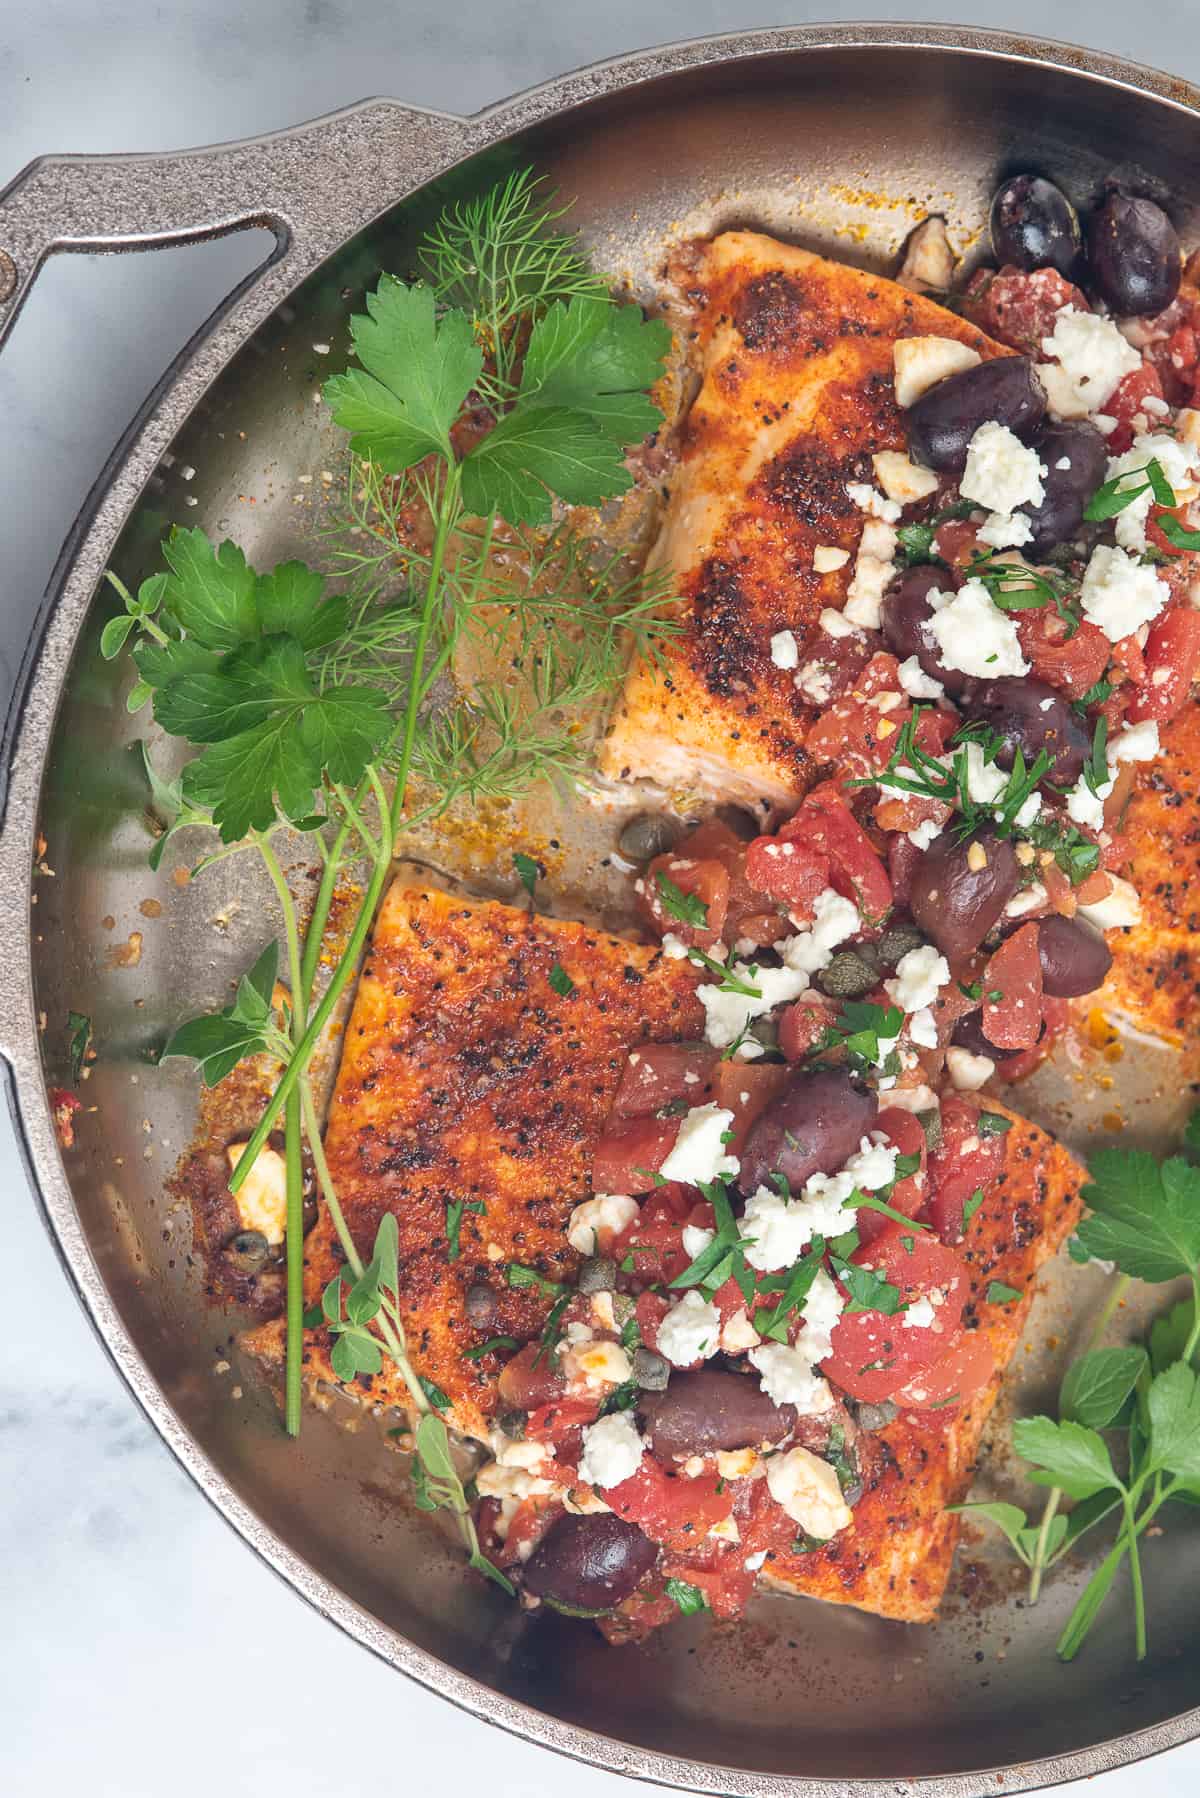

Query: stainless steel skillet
<box><xmin>2</xmin><ymin>23</ymin><xmax>1198</xmax><ymax>1794</ymax></box>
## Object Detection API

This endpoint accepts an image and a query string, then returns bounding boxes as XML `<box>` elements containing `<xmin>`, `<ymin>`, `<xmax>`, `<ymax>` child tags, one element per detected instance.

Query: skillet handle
<box><xmin>0</xmin><ymin>98</ymin><xmax>469</xmax><ymax>349</ymax></box>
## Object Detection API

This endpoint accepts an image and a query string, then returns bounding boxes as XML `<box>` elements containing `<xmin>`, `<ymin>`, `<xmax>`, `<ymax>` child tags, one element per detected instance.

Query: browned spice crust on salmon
<box><xmin>600</xmin><ymin>231</ymin><xmax>1008</xmax><ymax>808</ymax></box>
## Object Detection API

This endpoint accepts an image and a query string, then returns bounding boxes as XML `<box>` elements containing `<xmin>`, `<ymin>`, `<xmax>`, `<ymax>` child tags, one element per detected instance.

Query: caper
<box><xmin>632</xmin><ymin>1346</ymin><xmax>670</xmax><ymax>1391</ymax></box>
<box><xmin>917</xmin><ymin>1107</ymin><xmax>943</xmax><ymax>1154</ymax></box>
<box><xmin>497</xmin><ymin>1408</ymin><xmax>527</xmax><ymax>1440</ymax></box>
<box><xmin>465</xmin><ymin>1281</ymin><xmax>498</xmax><ymax>1326</ymax></box>
<box><xmin>873</xmin><ymin>924</ymin><xmax>926</xmax><ymax>970</ymax></box>
<box><xmin>578</xmin><ymin>1254</ymin><xmax>617</xmax><ymax>1294</ymax></box>
<box><xmin>617</xmin><ymin>811</ymin><xmax>683</xmax><ymax>862</ymax></box>
<box><xmin>816</xmin><ymin>949</ymin><xmax>880</xmax><ymax>999</ymax></box>
<box><xmin>853</xmin><ymin>1398</ymin><xmax>899</xmax><ymax>1432</ymax></box>
<box><xmin>222</xmin><ymin>1229</ymin><xmax>270</xmax><ymax>1274</ymax></box>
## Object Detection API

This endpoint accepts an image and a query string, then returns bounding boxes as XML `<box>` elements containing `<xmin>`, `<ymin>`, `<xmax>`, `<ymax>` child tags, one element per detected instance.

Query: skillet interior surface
<box><xmin>17</xmin><ymin>34</ymin><xmax>1200</xmax><ymax>1792</ymax></box>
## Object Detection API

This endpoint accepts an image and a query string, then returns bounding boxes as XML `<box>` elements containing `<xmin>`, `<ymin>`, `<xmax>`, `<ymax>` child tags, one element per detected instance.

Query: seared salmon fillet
<box><xmin>765</xmin><ymin>1102</ymin><xmax>1083</xmax><ymax>1622</ymax></box>
<box><xmin>244</xmin><ymin>882</ymin><xmax>702</xmax><ymax>1441</ymax></box>
<box><xmin>599</xmin><ymin>231</ymin><xmax>1005</xmax><ymax>808</ymax></box>
<box><xmin>1097</xmin><ymin>693</ymin><xmax>1200</xmax><ymax>1056</ymax></box>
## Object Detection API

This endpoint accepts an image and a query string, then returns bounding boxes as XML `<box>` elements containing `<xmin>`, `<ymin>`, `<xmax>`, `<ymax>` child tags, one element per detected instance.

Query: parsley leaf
<box><xmin>461</xmin><ymin>405</ymin><xmax>638</xmax><ymax>526</ymax></box>
<box><xmin>323</xmin><ymin>277</ymin><xmax>481</xmax><ymax>470</ymax></box>
<box><xmin>517</xmin><ymin>294</ymin><xmax>669</xmax><ymax>445</ymax></box>
<box><xmin>513</xmin><ymin>850</ymin><xmax>539</xmax><ymax>896</ymax></box>
<box><xmin>548</xmin><ymin>960</ymin><xmax>575</xmax><ymax>997</ymax></box>
<box><xmin>1076</xmin><ymin>1149</ymin><xmax>1200</xmax><ymax>1283</ymax></box>
<box><xmin>986</xmin><ymin>1280</ymin><xmax>1022</xmax><ymax>1305</ymax></box>
<box><xmin>1145</xmin><ymin>1361</ymin><xmax>1200</xmax><ymax>1481</ymax></box>
<box><xmin>1060</xmin><ymin>1346</ymin><xmax>1148</xmax><ymax>1430</ymax></box>
<box><xmin>1011</xmin><ymin>1416</ymin><xmax>1121</xmax><ymax>1500</ymax></box>
<box><xmin>831</xmin><ymin>1257</ymin><xmax>906</xmax><ymax>1316</ymax></box>
<box><xmin>162</xmin><ymin>941</ymin><xmax>282</xmax><ymax>1084</ymax></box>
<box><xmin>665</xmin><ymin>1576</ymin><xmax>709</xmax><ymax>1615</ymax></box>
<box><xmin>67</xmin><ymin>1010</ymin><xmax>93</xmax><ymax>1085</ymax></box>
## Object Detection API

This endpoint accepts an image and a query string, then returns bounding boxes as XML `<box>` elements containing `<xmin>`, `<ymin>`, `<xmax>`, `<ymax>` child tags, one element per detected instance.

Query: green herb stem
<box><xmin>1123</xmin><ymin>1490</ymin><xmax>1148</xmax><ymax>1661</ymax></box>
<box><xmin>1183</xmin><ymin>1273</ymin><xmax>1200</xmax><ymax>1366</ymax></box>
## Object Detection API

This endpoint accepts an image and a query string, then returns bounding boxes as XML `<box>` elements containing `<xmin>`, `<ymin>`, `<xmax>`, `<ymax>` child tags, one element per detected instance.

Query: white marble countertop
<box><xmin>3</xmin><ymin>3</ymin><xmax>1200</xmax><ymax>1792</ymax></box>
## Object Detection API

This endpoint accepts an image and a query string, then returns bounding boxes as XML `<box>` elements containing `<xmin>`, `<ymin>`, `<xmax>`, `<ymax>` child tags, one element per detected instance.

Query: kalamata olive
<box><xmin>1087</xmin><ymin>189</ymin><xmax>1181</xmax><ymax>317</ymax></box>
<box><xmin>990</xmin><ymin>174</ymin><xmax>1082</xmax><ymax>277</ymax></box>
<box><xmin>906</xmin><ymin>357</ymin><xmax>1047</xmax><ymax>475</ymax></box>
<box><xmin>880</xmin><ymin>564</ymin><xmax>970</xmax><ymax>697</ymax></box>
<box><xmin>633</xmin><ymin>1345</ymin><xmax>670</xmax><ymax>1391</ymax></box>
<box><xmin>578</xmin><ymin>1255</ymin><xmax>617</xmax><ymax>1294</ymax></box>
<box><xmin>739</xmin><ymin>1068</ymin><xmax>878</xmax><ymax>1194</ymax></box>
<box><xmin>1021</xmin><ymin>420</ymin><xmax>1108</xmax><ymax>555</ymax></box>
<box><xmin>639</xmin><ymin>1370</ymin><xmax>796</xmax><ymax>1459</ymax></box>
<box><xmin>222</xmin><ymin>1229</ymin><xmax>270</xmax><ymax>1274</ymax></box>
<box><xmin>714</xmin><ymin>804</ymin><xmax>761</xmax><ymax>842</ymax></box>
<box><xmin>523</xmin><ymin>1513</ymin><xmax>658</xmax><ymax>1615</ymax></box>
<box><xmin>465</xmin><ymin>1280</ymin><xmax>498</xmax><ymax>1326</ymax></box>
<box><xmin>909</xmin><ymin>830</ymin><xmax>1022</xmax><ymax>961</ymax></box>
<box><xmin>1036</xmin><ymin>914</ymin><xmax>1113</xmax><ymax>997</ymax></box>
<box><xmin>951</xmin><ymin>1010</ymin><xmax>1022</xmax><ymax>1062</ymax></box>
<box><xmin>618</xmin><ymin>811</ymin><xmax>683</xmax><ymax>862</ymax></box>
<box><xmin>816</xmin><ymin>949</ymin><xmax>880</xmax><ymax>999</ymax></box>
<box><xmin>965</xmin><ymin>676</ymin><xmax>1090</xmax><ymax>785</ymax></box>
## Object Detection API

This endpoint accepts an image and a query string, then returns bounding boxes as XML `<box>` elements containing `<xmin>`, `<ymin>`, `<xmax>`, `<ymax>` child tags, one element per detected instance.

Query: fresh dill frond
<box><xmin>420</xmin><ymin>166</ymin><xmax>609</xmax><ymax>401</ymax></box>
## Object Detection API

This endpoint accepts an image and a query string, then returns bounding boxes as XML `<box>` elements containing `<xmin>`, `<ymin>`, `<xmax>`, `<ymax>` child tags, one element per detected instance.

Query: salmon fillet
<box><xmin>244</xmin><ymin>882</ymin><xmax>703</xmax><ymax>1441</ymax></box>
<box><xmin>765</xmin><ymin>1100</ymin><xmax>1083</xmax><ymax>1622</ymax></box>
<box><xmin>599</xmin><ymin>231</ymin><xmax>1006</xmax><ymax>809</ymax></box>
<box><xmin>1097</xmin><ymin>693</ymin><xmax>1200</xmax><ymax>1056</ymax></box>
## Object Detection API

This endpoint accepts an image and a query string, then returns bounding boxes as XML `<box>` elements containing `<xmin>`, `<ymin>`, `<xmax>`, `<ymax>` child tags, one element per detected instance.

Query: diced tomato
<box><xmin>612</xmin><ymin>1042</ymin><xmax>717</xmax><ymax>1117</ymax></box>
<box><xmin>744</xmin><ymin>833</ymin><xmax>830</xmax><ymax>916</ymax></box>
<box><xmin>1146</xmin><ymin>320</ymin><xmax>1199</xmax><ymax>404</ymax></box>
<box><xmin>892</xmin><ymin>1329</ymin><xmax>996</xmax><ymax>1420</ymax></box>
<box><xmin>1015</xmin><ymin>608</ymin><xmax>1110</xmax><ymax>700</ymax></box>
<box><xmin>981</xmin><ymin>923</ymin><xmax>1044</xmax><ymax>1052</ymax></box>
<box><xmin>1128</xmin><ymin>608</ymin><xmax>1200</xmax><ymax>723</ymax></box>
<box><xmin>605</xmin><ymin>1456</ymin><xmax>733</xmax><ymax>1552</ymax></box>
<box><xmin>659</xmin><ymin>1557</ymin><xmax>757</xmax><ymax>1621</ymax></box>
<box><xmin>525</xmin><ymin>1395</ymin><xmax>601</xmax><ymax>1451</ymax></box>
<box><xmin>932</xmin><ymin>519</ymin><xmax>980</xmax><ymax>570</ymax></box>
<box><xmin>592</xmin><ymin>1115</ymin><xmax>679</xmax><ymax>1195</ymax></box>
<box><xmin>782</xmin><ymin>782</ymin><xmax>892</xmax><ymax>926</ymax></box>
<box><xmin>614</xmin><ymin>1188</ymin><xmax>693</xmax><ymax>1286</ymax></box>
<box><xmin>778</xmin><ymin>996</ymin><xmax>835</xmax><ymax>1060</ymax></box>
<box><xmin>640</xmin><ymin>849</ymin><xmax>729</xmax><ymax>949</ymax></box>
<box><xmin>710</xmin><ymin>1061</ymin><xmax>792</xmax><ymax>1156</ymax></box>
<box><xmin>1111</xmin><ymin>630</ymin><xmax>1146</xmax><ymax>683</ymax></box>
<box><xmin>822</xmin><ymin>1223</ymin><xmax>968</xmax><ymax>1402</ymax></box>
<box><xmin>926</xmin><ymin>1094</ymin><xmax>1006</xmax><ymax>1244</ymax></box>
<box><xmin>962</xmin><ymin>264</ymin><xmax>1088</xmax><ymax>355</ymax></box>
<box><xmin>683</xmin><ymin>817</ymin><xmax>793</xmax><ymax>951</ymax></box>
<box><xmin>496</xmin><ymin>1495</ymin><xmax>563</xmax><ymax>1569</ymax></box>
<box><xmin>1000</xmin><ymin>993</ymin><xmax>1071</xmax><ymax>1082</ymax></box>
<box><xmin>498</xmin><ymin>1343</ymin><xmax>568</xmax><ymax>1411</ymax></box>
<box><xmin>857</xmin><ymin>1108</ymin><xmax>927</xmax><ymax>1246</ymax></box>
<box><xmin>634</xmin><ymin>1290</ymin><xmax>674</xmax><ymax>1350</ymax></box>
<box><xmin>1103</xmin><ymin>361</ymin><xmax>1167</xmax><ymax>453</ymax></box>
<box><xmin>1076</xmin><ymin>868</ymin><xmax>1113</xmax><ymax>907</ymax></box>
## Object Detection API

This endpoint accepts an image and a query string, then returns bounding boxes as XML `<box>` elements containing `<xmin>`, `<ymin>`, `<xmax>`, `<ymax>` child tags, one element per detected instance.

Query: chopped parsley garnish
<box><xmin>819</xmin><ymin>999</ymin><xmax>903</xmax><ymax>1071</ymax></box>
<box><xmin>670</xmin><ymin>1176</ymin><xmax>756</xmax><ymax>1304</ymax></box>
<box><xmin>548</xmin><ymin>960</ymin><xmax>575</xmax><ymax>997</ymax></box>
<box><xmin>987</xmin><ymin>1281</ymin><xmax>1022</xmax><ymax>1305</ymax></box>
<box><xmin>654</xmin><ymin>868</ymin><xmax>710</xmax><ymax>928</ymax></box>
<box><xmin>464</xmin><ymin>1335</ymin><xmax>519</xmax><ymax>1361</ymax></box>
<box><xmin>969</xmin><ymin>553</ymin><xmax>1083</xmax><ymax>639</ymax></box>
<box><xmin>445</xmin><ymin>1195</ymin><xmax>485</xmax><ymax>1261</ymax></box>
<box><xmin>1083</xmin><ymin>456</ymin><xmax>1176</xmax><ymax>522</ymax></box>
<box><xmin>505</xmin><ymin>1263</ymin><xmax>566</xmax><ymax>1297</ymax></box>
<box><xmin>513</xmin><ymin>850</ymin><xmax>540</xmax><ymax>896</ymax></box>
<box><xmin>962</xmin><ymin>1188</ymin><xmax>986</xmax><ymax>1228</ymax></box>
<box><xmin>754</xmin><ymin>1244</ymin><xmax>826</xmax><ymax>1343</ymax></box>
<box><xmin>977</xmin><ymin>1112</ymin><xmax>1013</xmax><ymax>1138</ymax></box>
<box><xmin>830</xmin><ymin>1256</ymin><xmax>906</xmax><ymax>1316</ymax></box>
<box><xmin>665</xmin><ymin>1577</ymin><xmax>710</xmax><ymax>1615</ymax></box>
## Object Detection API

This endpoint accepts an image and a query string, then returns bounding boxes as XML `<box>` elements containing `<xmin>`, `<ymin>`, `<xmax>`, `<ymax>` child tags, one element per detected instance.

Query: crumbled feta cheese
<box><xmin>656</xmin><ymin>1290</ymin><xmax>723</xmax><ymax>1367</ymax></box>
<box><xmin>749</xmin><ymin>1343</ymin><xmax>835</xmax><ymax>1413</ymax></box>
<box><xmin>860</xmin><ymin>517</ymin><xmax>898</xmax><ymax>560</ymax></box>
<box><xmin>1005</xmin><ymin>881</ymin><xmax>1048</xmax><ymax>919</ymax></box>
<box><xmin>1065</xmin><ymin>774</ymin><xmax>1113</xmax><ymax>829</ymax></box>
<box><xmin>820</xmin><ymin>605</ymin><xmax>862</xmax><ymax>637</ymax></box>
<box><xmin>885</xmin><ymin>943</ymin><xmax>951</xmax><ymax>1013</ymax></box>
<box><xmin>682</xmin><ymin>1223</ymin><xmax>715</xmax><ymax>1261</ymax></box>
<box><xmin>904</xmin><ymin>1296</ymin><xmax>937</xmax><ymax>1329</ymax></box>
<box><xmin>1104</xmin><ymin>432</ymin><xmax>1200</xmax><ymax>551</ymax></box>
<box><xmin>1013</xmin><ymin>791</ymin><xmax>1042</xmax><ymax>829</ymax></box>
<box><xmin>780</xmin><ymin>888</ymin><xmax>862</xmax><ymax>977</ymax></box>
<box><xmin>660</xmin><ymin>1102</ymin><xmax>740</xmax><ymax>1186</ymax></box>
<box><xmin>892</xmin><ymin>335</ymin><xmax>981</xmax><ymax>408</ymax></box>
<box><xmin>495</xmin><ymin>1434</ymin><xmax>555</xmax><ymax>1471</ymax></box>
<box><xmin>698</xmin><ymin>890</ymin><xmax>860</xmax><ymax>1048</ymax></box>
<box><xmin>1080</xmin><ymin>544</ymin><xmax>1171</xmax><ymax>644</ymax></box>
<box><xmin>908</xmin><ymin>1006</ymin><xmax>939</xmax><ymax>1048</ymax></box>
<box><xmin>720</xmin><ymin>1308</ymin><xmax>761</xmax><ymax>1353</ymax></box>
<box><xmin>227</xmin><ymin>1143</ymin><xmax>288</xmax><ymax>1245</ymax></box>
<box><xmin>716</xmin><ymin>1447</ymin><xmax>761</xmax><ymax>1480</ymax></box>
<box><xmin>962</xmin><ymin>740</ymin><xmax>1008</xmax><ymax>804</ymax></box>
<box><xmin>770</xmin><ymin>628</ymin><xmax>800</xmax><ymax>669</ymax></box>
<box><xmin>846</xmin><ymin>480</ymin><xmax>902</xmax><ymax>523</ymax></box>
<box><xmin>795</xmin><ymin>662</ymin><xmax>834</xmax><ymax>705</ymax></box>
<box><xmin>1040</xmin><ymin>308</ymin><xmax>1142</xmax><ymax>414</ymax></box>
<box><xmin>844</xmin><ymin>550</ymin><xmax>895</xmax><ymax>630</ymax></box>
<box><xmin>1108</xmin><ymin>719</ymin><xmax>1161</xmax><ymax>766</ymax></box>
<box><xmin>871</xmin><ymin>449</ymin><xmax>940</xmax><ymax>504</ymax></box>
<box><xmin>898</xmin><ymin>655</ymin><xmax>944</xmax><ymax>699</ymax></box>
<box><xmin>563</xmin><ymin>1338</ymin><xmax>634</xmax><ymax>1392</ymax></box>
<box><xmin>959</xmin><ymin>422</ymin><xmax>1046</xmax><ymax>517</ymax></box>
<box><xmin>578</xmin><ymin>1411</ymin><xmax>645</xmax><ymax>1489</ymax></box>
<box><xmin>885</xmin><ymin>1081</ymin><xmax>940</xmax><ymax>1115</ymax></box>
<box><xmin>1077</xmin><ymin>875</ymin><xmax>1142</xmax><ymax>930</ymax></box>
<box><xmin>744</xmin><ymin>1549</ymin><xmax>769</xmax><ymax>1572</ymax></box>
<box><xmin>945</xmin><ymin>1046</ymin><xmax>996</xmax><ymax>1090</ymax></box>
<box><xmin>567</xmin><ymin>1192</ymin><xmax>639</xmax><ymax>1254</ymax></box>
<box><xmin>660</xmin><ymin>932</ymin><xmax>690</xmax><ymax>960</ymax></box>
<box><xmin>814</xmin><ymin>546</ymin><xmax>851</xmax><ymax>574</ymax></box>
<box><xmin>709</xmin><ymin>1514</ymin><xmax>741</xmax><ymax>1543</ymax></box>
<box><xmin>927</xmin><ymin>578</ymin><xmax>1030</xmax><ymax>678</ymax></box>
<box><xmin>741</xmin><ymin>1136</ymin><xmax>899</xmax><ymax>1271</ymax></box>
<box><xmin>976</xmin><ymin>510</ymin><xmax>1033</xmax><ymax>550</ymax></box>
<box><xmin>798</xmin><ymin>1267</ymin><xmax>846</xmax><ymax>1362</ymax></box>
<box><xmin>765</xmin><ymin>1444</ymin><xmax>853</xmax><ymax>1537</ymax></box>
<box><xmin>907</xmin><ymin>816</ymin><xmax>944</xmax><ymax>851</ymax></box>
